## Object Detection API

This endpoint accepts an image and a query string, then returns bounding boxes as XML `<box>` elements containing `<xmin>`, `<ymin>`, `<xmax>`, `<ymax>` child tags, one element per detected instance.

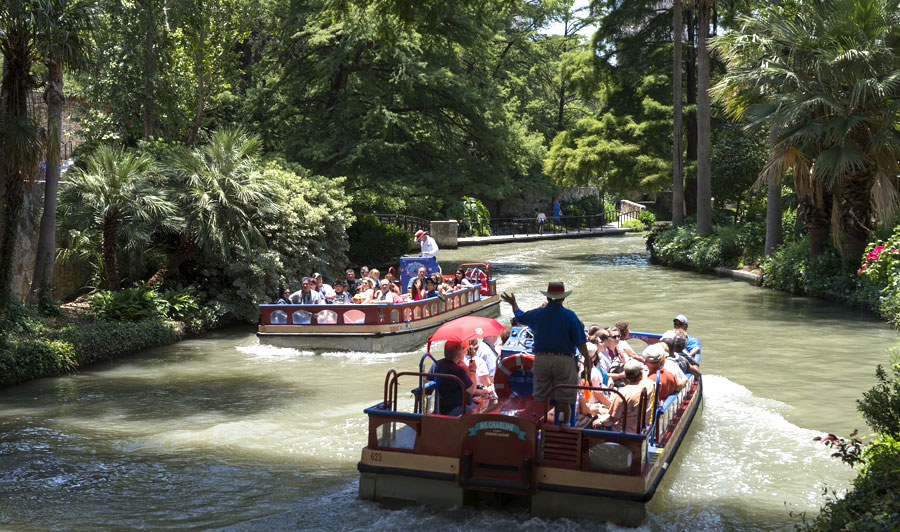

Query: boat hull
<box><xmin>357</xmin><ymin>377</ymin><xmax>703</xmax><ymax>526</ymax></box>
<box><xmin>258</xmin><ymin>296</ymin><xmax>500</xmax><ymax>352</ymax></box>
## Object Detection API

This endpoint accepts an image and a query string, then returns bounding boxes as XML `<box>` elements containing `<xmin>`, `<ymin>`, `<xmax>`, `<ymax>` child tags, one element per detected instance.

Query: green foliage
<box><xmin>622</xmin><ymin>219</ymin><xmax>644</xmax><ymax>231</ymax></box>
<box><xmin>859</xmin><ymin>356</ymin><xmax>900</xmax><ymax>440</ymax></box>
<box><xmin>647</xmin><ymin>223</ymin><xmax>765</xmax><ymax>272</ymax></box>
<box><xmin>0</xmin><ymin>305</ymin><xmax>182</xmax><ymax>388</ymax></box>
<box><xmin>710</xmin><ymin>122</ymin><xmax>768</xmax><ymax>208</ymax></box>
<box><xmin>89</xmin><ymin>285</ymin><xmax>166</xmax><ymax>321</ymax></box>
<box><xmin>458</xmin><ymin>196</ymin><xmax>491</xmax><ymax>237</ymax></box>
<box><xmin>347</xmin><ymin>215</ymin><xmax>412</xmax><ymax>269</ymax></box>
<box><xmin>637</xmin><ymin>209</ymin><xmax>656</xmax><ymax>227</ymax></box>
<box><xmin>559</xmin><ymin>195</ymin><xmax>614</xmax><ymax>217</ymax></box>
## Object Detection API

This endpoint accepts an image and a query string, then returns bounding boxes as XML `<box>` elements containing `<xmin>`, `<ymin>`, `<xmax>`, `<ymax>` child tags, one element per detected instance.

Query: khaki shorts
<box><xmin>532</xmin><ymin>353</ymin><xmax>578</xmax><ymax>404</ymax></box>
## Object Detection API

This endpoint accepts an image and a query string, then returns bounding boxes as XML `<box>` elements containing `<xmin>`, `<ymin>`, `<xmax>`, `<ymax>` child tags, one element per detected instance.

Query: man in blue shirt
<box><xmin>673</xmin><ymin>314</ymin><xmax>701</xmax><ymax>359</ymax></box>
<box><xmin>501</xmin><ymin>282</ymin><xmax>591</xmax><ymax>420</ymax></box>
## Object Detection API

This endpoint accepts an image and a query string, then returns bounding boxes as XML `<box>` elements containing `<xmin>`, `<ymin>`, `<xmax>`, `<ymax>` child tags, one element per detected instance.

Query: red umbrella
<box><xmin>427</xmin><ymin>316</ymin><xmax>505</xmax><ymax>352</ymax></box>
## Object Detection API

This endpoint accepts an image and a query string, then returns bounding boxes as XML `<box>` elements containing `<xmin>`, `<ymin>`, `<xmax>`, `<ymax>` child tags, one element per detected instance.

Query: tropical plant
<box><xmin>28</xmin><ymin>0</ymin><xmax>96</xmax><ymax>305</ymax></box>
<box><xmin>147</xmin><ymin>127</ymin><xmax>279</xmax><ymax>285</ymax></box>
<box><xmin>59</xmin><ymin>146</ymin><xmax>175</xmax><ymax>289</ymax></box>
<box><xmin>713</xmin><ymin>0</ymin><xmax>900</xmax><ymax>263</ymax></box>
<box><xmin>460</xmin><ymin>196</ymin><xmax>492</xmax><ymax>237</ymax></box>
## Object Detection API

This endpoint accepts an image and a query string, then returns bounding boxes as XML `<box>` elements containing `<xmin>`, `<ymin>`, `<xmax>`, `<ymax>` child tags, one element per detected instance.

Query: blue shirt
<box><xmin>513</xmin><ymin>302</ymin><xmax>586</xmax><ymax>355</ymax></box>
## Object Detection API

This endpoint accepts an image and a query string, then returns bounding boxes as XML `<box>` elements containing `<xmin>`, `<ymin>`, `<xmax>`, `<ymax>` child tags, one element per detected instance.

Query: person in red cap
<box><xmin>501</xmin><ymin>282</ymin><xmax>591</xmax><ymax>423</ymax></box>
<box><xmin>414</xmin><ymin>229</ymin><xmax>439</xmax><ymax>258</ymax></box>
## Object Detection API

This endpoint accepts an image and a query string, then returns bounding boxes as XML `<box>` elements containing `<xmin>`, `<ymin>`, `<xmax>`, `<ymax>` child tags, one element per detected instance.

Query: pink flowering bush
<box><xmin>857</xmin><ymin>228</ymin><xmax>900</xmax><ymax>287</ymax></box>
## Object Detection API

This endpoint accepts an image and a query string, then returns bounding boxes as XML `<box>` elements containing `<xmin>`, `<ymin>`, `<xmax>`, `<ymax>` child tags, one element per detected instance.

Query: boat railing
<box><xmin>384</xmin><ymin>371</ymin><xmax>466</xmax><ymax>418</ymax></box>
<box><xmin>541</xmin><ymin>384</ymin><xmax>649</xmax><ymax>434</ymax></box>
<box><xmin>650</xmin><ymin>373</ymin><xmax>697</xmax><ymax>447</ymax></box>
<box><xmin>259</xmin><ymin>282</ymin><xmax>495</xmax><ymax>327</ymax></box>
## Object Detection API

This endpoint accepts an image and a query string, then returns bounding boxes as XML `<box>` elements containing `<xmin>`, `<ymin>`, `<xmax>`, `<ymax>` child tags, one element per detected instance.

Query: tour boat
<box><xmin>357</xmin><ymin>329</ymin><xmax>702</xmax><ymax>526</ymax></box>
<box><xmin>257</xmin><ymin>263</ymin><xmax>500</xmax><ymax>352</ymax></box>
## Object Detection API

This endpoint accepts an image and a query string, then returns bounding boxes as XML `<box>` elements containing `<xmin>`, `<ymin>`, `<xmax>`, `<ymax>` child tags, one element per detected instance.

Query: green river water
<box><xmin>1</xmin><ymin>234</ymin><xmax>896</xmax><ymax>531</ymax></box>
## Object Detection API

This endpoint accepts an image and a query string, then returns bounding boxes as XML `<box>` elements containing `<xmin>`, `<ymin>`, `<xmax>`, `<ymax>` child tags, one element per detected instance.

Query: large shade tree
<box><xmin>714</xmin><ymin>0</ymin><xmax>900</xmax><ymax>261</ymax></box>
<box><xmin>0</xmin><ymin>0</ymin><xmax>45</xmax><ymax>321</ymax></box>
<box><xmin>28</xmin><ymin>0</ymin><xmax>96</xmax><ymax>304</ymax></box>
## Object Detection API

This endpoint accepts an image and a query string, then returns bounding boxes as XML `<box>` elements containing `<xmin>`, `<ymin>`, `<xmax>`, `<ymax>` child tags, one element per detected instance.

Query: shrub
<box><xmin>647</xmin><ymin>222</ymin><xmax>764</xmax><ymax>272</ymax></box>
<box><xmin>622</xmin><ymin>219</ymin><xmax>645</xmax><ymax>231</ymax></box>
<box><xmin>637</xmin><ymin>209</ymin><xmax>657</xmax><ymax>228</ymax></box>
<box><xmin>89</xmin><ymin>285</ymin><xmax>166</xmax><ymax>321</ymax></box>
<box><xmin>347</xmin><ymin>215</ymin><xmax>413</xmax><ymax>269</ymax></box>
<box><xmin>455</xmin><ymin>196</ymin><xmax>491</xmax><ymax>236</ymax></box>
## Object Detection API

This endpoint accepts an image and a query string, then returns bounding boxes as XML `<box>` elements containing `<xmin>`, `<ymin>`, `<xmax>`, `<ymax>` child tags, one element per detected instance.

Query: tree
<box><xmin>672</xmin><ymin>0</ymin><xmax>685</xmax><ymax>224</ymax></box>
<box><xmin>0</xmin><ymin>0</ymin><xmax>45</xmax><ymax>320</ymax></box>
<box><xmin>695</xmin><ymin>0</ymin><xmax>713</xmax><ymax>235</ymax></box>
<box><xmin>59</xmin><ymin>146</ymin><xmax>173</xmax><ymax>289</ymax></box>
<box><xmin>713</xmin><ymin>0</ymin><xmax>900</xmax><ymax>261</ymax></box>
<box><xmin>28</xmin><ymin>0</ymin><xmax>96</xmax><ymax>304</ymax></box>
<box><xmin>147</xmin><ymin>128</ymin><xmax>278</xmax><ymax>286</ymax></box>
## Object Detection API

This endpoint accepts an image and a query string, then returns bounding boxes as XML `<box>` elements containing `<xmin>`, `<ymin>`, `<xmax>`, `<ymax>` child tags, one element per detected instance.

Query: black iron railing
<box><xmin>373</xmin><ymin>214</ymin><xmax>430</xmax><ymax>235</ymax></box>
<box><xmin>488</xmin><ymin>211</ymin><xmax>619</xmax><ymax>236</ymax></box>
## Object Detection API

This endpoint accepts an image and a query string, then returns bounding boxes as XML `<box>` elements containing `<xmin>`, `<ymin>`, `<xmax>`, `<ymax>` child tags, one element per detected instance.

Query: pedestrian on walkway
<box><xmin>535</xmin><ymin>208</ymin><xmax>546</xmax><ymax>235</ymax></box>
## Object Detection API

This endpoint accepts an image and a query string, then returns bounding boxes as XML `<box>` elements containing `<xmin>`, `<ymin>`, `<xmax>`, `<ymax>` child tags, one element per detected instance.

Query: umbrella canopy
<box><xmin>427</xmin><ymin>316</ymin><xmax>505</xmax><ymax>352</ymax></box>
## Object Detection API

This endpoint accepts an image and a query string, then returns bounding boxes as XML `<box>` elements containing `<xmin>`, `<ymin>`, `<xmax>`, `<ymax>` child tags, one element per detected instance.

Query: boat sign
<box><xmin>467</xmin><ymin>420</ymin><xmax>527</xmax><ymax>440</ymax></box>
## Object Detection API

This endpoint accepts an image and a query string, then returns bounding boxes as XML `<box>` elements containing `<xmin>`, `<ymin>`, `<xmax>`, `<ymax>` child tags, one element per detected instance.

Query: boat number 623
<box><xmin>370</xmin><ymin>451</ymin><xmax>382</xmax><ymax>462</ymax></box>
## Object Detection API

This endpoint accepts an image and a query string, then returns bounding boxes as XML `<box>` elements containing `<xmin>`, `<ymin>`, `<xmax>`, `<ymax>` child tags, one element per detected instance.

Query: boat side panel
<box><xmin>530</xmin><ymin>490</ymin><xmax>647</xmax><ymax>527</ymax></box>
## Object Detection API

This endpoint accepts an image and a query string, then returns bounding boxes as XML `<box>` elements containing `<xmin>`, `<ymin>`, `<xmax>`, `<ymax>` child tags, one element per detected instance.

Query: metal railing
<box><xmin>488</xmin><ymin>211</ymin><xmax>619</xmax><ymax>236</ymax></box>
<box><xmin>373</xmin><ymin>214</ymin><xmax>430</xmax><ymax>235</ymax></box>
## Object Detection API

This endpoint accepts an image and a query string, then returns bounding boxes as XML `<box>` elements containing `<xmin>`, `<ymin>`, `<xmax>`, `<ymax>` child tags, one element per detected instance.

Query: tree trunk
<box><xmin>684</xmin><ymin>8</ymin><xmax>698</xmax><ymax>216</ymax></box>
<box><xmin>143</xmin><ymin>3</ymin><xmax>156</xmax><ymax>140</ymax></box>
<box><xmin>186</xmin><ymin>21</ymin><xmax>208</xmax><ymax>146</ymax></box>
<box><xmin>147</xmin><ymin>240</ymin><xmax>194</xmax><ymax>286</ymax></box>
<box><xmin>29</xmin><ymin>60</ymin><xmax>65</xmax><ymax>304</ymax></box>
<box><xmin>763</xmin><ymin>123</ymin><xmax>783</xmax><ymax>256</ymax></box>
<box><xmin>840</xmin><ymin>168</ymin><xmax>875</xmax><ymax>265</ymax></box>
<box><xmin>672</xmin><ymin>0</ymin><xmax>684</xmax><ymax>225</ymax></box>
<box><xmin>695</xmin><ymin>1</ymin><xmax>712</xmax><ymax>235</ymax></box>
<box><xmin>102</xmin><ymin>215</ymin><xmax>121</xmax><ymax>290</ymax></box>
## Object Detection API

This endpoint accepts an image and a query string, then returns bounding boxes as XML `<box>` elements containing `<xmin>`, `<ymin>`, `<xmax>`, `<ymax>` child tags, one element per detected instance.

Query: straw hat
<box><xmin>540</xmin><ymin>281</ymin><xmax>572</xmax><ymax>299</ymax></box>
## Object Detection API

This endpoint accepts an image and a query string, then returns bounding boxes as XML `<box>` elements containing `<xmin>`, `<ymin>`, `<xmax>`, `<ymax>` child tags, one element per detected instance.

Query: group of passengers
<box><xmin>432</xmin><ymin>335</ymin><xmax>503</xmax><ymax>416</ymax></box>
<box><xmin>432</xmin><ymin>315</ymin><xmax>702</xmax><ymax>434</ymax></box>
<box><xmin>573</xmin><ymin>316</ymin><xmax>700</xmax><ymax>431</ymax></box>
<box><xmin>275</xmin><ymin>266</ymin><xmax>477</xmax><ymax>306</ymax></box>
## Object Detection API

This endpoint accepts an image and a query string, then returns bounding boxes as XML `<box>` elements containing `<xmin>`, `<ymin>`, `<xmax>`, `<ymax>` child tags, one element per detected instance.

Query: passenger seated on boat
<box><xmin>378</xmin><ymin>280</ymin><xmax>404</xmax><ymax>303</ymax></box>
<box><xmin>643</xmin><ymin>344</ymin><xmax>683</xmax><ymax>401</ymax></box>
<box><xmin>276</xmin><ymin>288</ymin><xmax>291</xmax><ymax>304</ymax></box>
<box><xmin>434</xmin><ymin>340</ymin><xmax>490</xmax><ymax>416</ymax></box>
<box><xmin>673</xmin><ymin>314</ymin><xmax>701</xmax><ymax>359</ymax></box>
<box><xmin>410</xmin><ymin>278</ymin><xmax>426</xmax><ymax>301</ymax></box>
<box><xmin>289</xmin><ymin>277</ymin><xmax>321</xmax><ymax>304</ymax></box>
<box><xmin>597</xmin><ymin>360</ymin><xmax>652</xmax><ymax>432</ymax></box>
<box><xmin>345</xmin><ymin>268</ymin><xmax>360</xmax><ymax>296</ymax></box>
<box><xmin>424</xmin><ymin>278</ymin><xmax>444</xmax><ymax>300</ymax></box>
<box><xmin>354</xmin><ymin>278</ymin><xmax>378</xmax><ymax>304</ymax></box>
<box><xmin>652</xmin><ymin>341</ymin><xmax>688</xmax><ymax>388</ymax></box>
<box><xmin>586</xmin><ymin>343</ymin><xmax>613</xmax><ymax>408</ymax></box>
<box><xmin>383</xmin><ymin>273</ymin><xmax>403</xmax><ymax>296</ymax></box>
<box><xmin>615</xmin><ymin>322</ymin><xmax>642</xmax><ymax>362</ymax></box>
<box><xmin>332</xmin><ymin>281</ymin><xmax>352</xmax><ymax>304</ymax></box>
<box><xmin>597</xmin><ymin>329</ymin><xmax>627</xmax><ymax>385</ymax></box>
<box><xmin>466</xmin><ymin>340</ymin><xmax>493</xmax><ymax>390</ymax></box>
<box><xmin>662</xmin><ymin>330</ymin><xmax>701</xmax><ymax>377</ymax></box>
<box><xmin>576</xmin><ymin>357</ymin><xmax>609</xmax><ymax>428</ymax></box>
<box><xmin>475</xmin><ymin>335</ymin><xmax>500</xmax><ymax>379</ymax></box>
<box><xmin>369</xmin><ymin>268</ymin><xmax>380</xmax><ymax>283</ymax></box>
<box><xmin>311</xmin><ymin>272</ymin><xmax>332</xmax><ymax>298</ymax></box>
<box><xmin>455</xmin><ymin>269</ymin><xmax>473</xmax><ymax>287</ymax></box>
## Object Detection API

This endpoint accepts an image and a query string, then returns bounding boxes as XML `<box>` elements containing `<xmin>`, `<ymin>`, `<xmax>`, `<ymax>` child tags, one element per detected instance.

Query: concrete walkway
<box><xmin>457</xmin><ymin>224</ymin><xmax>629</xmax><ymax>246</ymax></box>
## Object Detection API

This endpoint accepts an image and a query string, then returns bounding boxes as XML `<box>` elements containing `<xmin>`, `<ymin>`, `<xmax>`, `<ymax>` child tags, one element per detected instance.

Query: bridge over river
<box><xmin>0</xmin><ymin>234</ymin><xmax>894</xmax><ymax>531</ymax></box>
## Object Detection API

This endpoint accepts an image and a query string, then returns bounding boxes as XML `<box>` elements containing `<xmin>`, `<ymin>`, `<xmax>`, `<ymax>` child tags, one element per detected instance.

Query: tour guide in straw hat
<box><xmin>501</xmin><ymin>282</ymin><xmax>591</xmax><ymax>420</ymax></box>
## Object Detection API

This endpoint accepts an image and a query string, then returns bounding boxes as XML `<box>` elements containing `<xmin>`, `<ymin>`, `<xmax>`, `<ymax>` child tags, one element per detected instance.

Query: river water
<box><xmin>1</xmin><ymin>235</ymin><xmax>896</xmax><ymax>531</ymax></box>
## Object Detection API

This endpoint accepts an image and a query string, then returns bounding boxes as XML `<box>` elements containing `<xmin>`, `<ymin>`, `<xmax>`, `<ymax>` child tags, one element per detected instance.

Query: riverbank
<box><xmin>0</xmin><ymin>303</ymin><xmax>199</xmax><ymax>389</ymax></box>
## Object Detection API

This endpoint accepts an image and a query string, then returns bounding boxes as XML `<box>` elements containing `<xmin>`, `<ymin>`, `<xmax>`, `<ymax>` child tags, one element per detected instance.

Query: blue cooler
<box><xmin>399</xmin><ymin>256</ymin><xmax>440</xmax><ymax>292</ymax></box>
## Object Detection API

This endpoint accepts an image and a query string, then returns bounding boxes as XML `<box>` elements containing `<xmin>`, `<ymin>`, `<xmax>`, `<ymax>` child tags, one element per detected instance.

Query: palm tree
<box><xmin>147</xmin><ymin>128</ymin><xmax>279</xmax><ymax>286</ymax></box>
<box><xmin>59</xmin><ymin>146</ymin><xmax>174</xmax><ymax>290</ymax></box>
<box><xmin>695</xmin><ymin>0</ymin><xmax>713</xmax><ymax>235</ymax></box>
<box><xmin>29</xmin><ymin>0</ymin><xmax>96</xmax><ymax>304</ymax></box>
<box><xmin>0</xmin><ymin>0</ymin><xmax>45</xmax><ymax>320</ymax></box>
<box><xmin>713</xmin><ymin>0</ymin><xmax>900</xmax><ymax>261</ymax></box>
<box><xmin>672</xmin><ymin>0</ymin><xmax>685</xmax><ymax>225</ymax></box>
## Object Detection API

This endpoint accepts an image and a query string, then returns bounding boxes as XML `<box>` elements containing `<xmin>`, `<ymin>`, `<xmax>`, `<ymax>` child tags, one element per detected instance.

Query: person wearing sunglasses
<box><xmin>276</xmin><ymin>287</ymin><xmax>291</xmax><ymax>304</ymax></box>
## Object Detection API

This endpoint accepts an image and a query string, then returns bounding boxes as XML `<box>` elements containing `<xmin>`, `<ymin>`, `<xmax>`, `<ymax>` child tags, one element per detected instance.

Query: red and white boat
<box><xmin>357</xmin><ymin>329</ymin><xmax>702</xmax><ymax>526</ymax></box>
<box><xmin>257</xmin><ymin>264</ymin><xmax>500</xmax><ymax>352</ymax></box>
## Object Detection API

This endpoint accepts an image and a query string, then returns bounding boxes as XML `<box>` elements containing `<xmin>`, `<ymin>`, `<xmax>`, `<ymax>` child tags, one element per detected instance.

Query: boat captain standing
<box><xmin>500</xmin><ymin>282</ymin><xmax>591</xmax><ymax>423</ymax></box>
<box><xmin>414</xmin><ymin>230</ymin><xmax>439</xmax><ymax>258</ymax></box>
